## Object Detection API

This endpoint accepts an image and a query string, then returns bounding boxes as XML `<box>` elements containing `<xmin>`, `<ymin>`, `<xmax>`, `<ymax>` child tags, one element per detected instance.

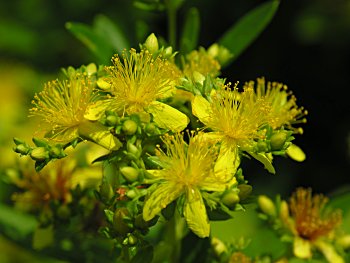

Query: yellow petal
<box><xmin>286</xmin><ymin>144</ymin><xmax>306</xmax><ymax>162</ymax></box>
<box><xmin>315</xmin><ymin>240</ymin><xmax>345</xmax><ymax>263</ymax></box>
<box><xmin>143</xmin><ymin>182</ymin><xmax>183</xmax><ymax>221</ymax></box>
<box><xmin>78</xmin><ymin>121</ymin><xmax>122</xmax><ymax>151</ymax></box>
<box><xmin>184</xmin><ymin>187</ymin><xmax>210</xmax><ymax>238</ymax></box>
<box><xmin>147</xmin><ymin>101</ymin><xmax>189</xmax><ymax>132</ymax></box>
<box><xmin>84</xmin><ymin>100</ymin><xmax>109</xmax><ymax>121</ymax></box>
<box><xmin>191</xmin><ymin>95</ymin><xmax>211</xmax><ymax>124</ymax></box>
<box><xmin>96</xmin><ymin>78</ymin><xmax>111</xmax><ymax>90</ymax></box>
<box><xmin>293</xmin><ymin>237</ymin><xmax>312</xmax><ymax>259</ymax></box>
<box><xmin>249</xmin><ymin>152</ymin><xmax>276</xmax><ymax>174</ymax></box>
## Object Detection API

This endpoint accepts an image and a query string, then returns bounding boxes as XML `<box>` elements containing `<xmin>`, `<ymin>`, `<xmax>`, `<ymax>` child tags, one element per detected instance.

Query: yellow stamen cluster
<box><xmin>30</xmin><ymin>73</ymin><xmax>98</xmax><ymax>141</ymax></box>
<box><xmin>105</xmin><ymin>48</ymin><xmax>181</xmax><ymax>115</ymax></box>
<box><xmin>207</xmin><ymin>86</ymin><xmax>271</xmax><ymax>149</ymax></box>
<box><xmin>289</xmin><ymin>188</ymin><xmax>342</xmax><ymax>241</ymax></box>
<box><xmin>245</xmin><ymin>77</ymin><xmax>307</xmax><ymax>133</ymax></box>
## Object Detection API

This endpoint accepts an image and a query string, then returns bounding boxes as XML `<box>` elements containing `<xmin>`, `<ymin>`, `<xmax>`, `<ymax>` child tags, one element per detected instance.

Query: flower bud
<box><xmin>144</xmin><ymin>33</ymin><xmax>159</xmax><ymax>54</ymax></box>
<box><xmin>237</xmin><ymin>184</ymin><xmax>252</xmax><ymax>200</ymax></box>
<box><xmin>113</xmin><ymin>208</ymin><xmax>132</xmax><ymax>236</ymax></box>
<box><xmin>127</xmin><ymin>234</ymin><xmax>138</xmax><ymax>245</ymax></box>
<box><xmin>86</xmin><ymin>63</ymin><xmax>97</xmax><ymax>75</ymax></box>
<box><xmin>120</xmin><ymin>167</ymin><xmax>139</xmax><ymax>182</ymax></box>
<box><xmin>13</xmin><ymin>137</ymin><xmax>25</xmax><ymax>146</ymax></box>
<box><xmin>57</xmin><ymin>205</ymin><xmax>71</xmax><ymax>220</ymax></box>
<box><xmin>221</xmin><ymin>190</ymin><xmax>240</xmax><ymax>209</ymax></box>
<box><xmin>270</xmin><ymin>131</ymin><xmax>288</xmax><ymax>151</ymax></box>
<box><xmin>127</xmin><ymin>142</ymin><xmax>140</xmax><ymax>156</ymax></box>
<box><xmin>211</xmin><ymin>237</ymin><xmax>227</xmax><ymax>257</ymax></box>
<box><xmin>145</xmin><ymin>123</ymin><xmax>156</xmax><ymax>135</ymax></box>
<box><xmin>258</xmin><ymin>195</ymin><xmax>276</xmax><ymax>217</ymax></box>
<box><xmin>163</xmin><ymin>46</ymin><xmax>173</xmax><ymax>58</ymax></box>
<box><xmin>106</xmin><ymin>115</ymin><xmax>119</xmax><ymax>126</ymax></box>
<box><xmin>99</xmin><ymin>181</ymin><xmax>114</xmax><ymax>202</ymax></box>
<box><xmin>30</xmin><ymin>147</ymin><xmax>49</xmax><ymax>161</ymax></box>
<box><xmin>279</xmin><ymin>200</ymin><xmax>289</xmax><ymax>222</ymax></box>
<box><xmin>14</xmin><ymin>144</ymin><xmax>30</xmax><ymax>155</ymax></box>
<box><xmin>193</xmin><ymin>71</ymin><xmax>205</xmax><ymax>85</ymax></box>
<box><xmin>122</xmin><ymin>120</ymin><xmax>138</xmax><ymax>135</ymax></box>
<box><xmin>49</xmin><ymin>146</ymin><xmax>64</xmax><ymax>158</ymax></box>
<box><xmin>257</xmin><ymin>141</ymin><xmax>269</xmax><ymax>152</ymax></box>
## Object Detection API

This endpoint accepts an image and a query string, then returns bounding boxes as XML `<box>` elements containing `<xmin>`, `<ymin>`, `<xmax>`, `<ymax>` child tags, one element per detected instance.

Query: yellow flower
<box><xmin>245</xmin><ymin>77</ymin><xmax>307</xmax><ymax>133</ymax></box>
<box><xmin>30</xmin><ymin>73</ymin><xmax>120</xmax><ymax>150</ymax></box>
<box><xmin>143</xmin><ymin>132</ymin><xmax>239</xmax><ymax>238</ymax></box>
<box><xmin>10</xmin><ymin>158</ymin><xmax>102</xmax><ymax>212</ymax></box>
<box><xmin>105</xmin><ymin>48</ymin><xmax>189</xmax><ymax>132</ymax></box>
<box><xmin>192</xmin><ymin>85</ymin><xmax>271</xmax><ymax>153</ymax></box>
<box><xmin>281</xmin><ymin>188</ymin><xmax>344</xmax><ymax>263</ymax></box>
<box><xmin>183</xmin><ymin>47</ymin><xmax>221</xmax><ymax>83</ymax></box>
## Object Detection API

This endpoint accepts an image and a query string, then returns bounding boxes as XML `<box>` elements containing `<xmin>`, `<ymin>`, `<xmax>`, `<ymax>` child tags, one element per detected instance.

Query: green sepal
<box><xmin>180</xmin><ymin>7</ymin><xmax>200</xmax><ymax>54</ymax></box>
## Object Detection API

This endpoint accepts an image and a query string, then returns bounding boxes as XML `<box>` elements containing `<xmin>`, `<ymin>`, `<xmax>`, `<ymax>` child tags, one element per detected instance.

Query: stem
<box><xmin>166</xmin><ymin>0</ymin><xmax>177</xmax><ymax>48</ymax></box>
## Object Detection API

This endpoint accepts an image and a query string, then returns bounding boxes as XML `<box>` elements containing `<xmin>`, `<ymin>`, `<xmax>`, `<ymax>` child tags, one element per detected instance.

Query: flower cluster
<box><xmin>13</xmin><ymin>33</ymin><xmax>312</xmax><ymax>261</ymax></box>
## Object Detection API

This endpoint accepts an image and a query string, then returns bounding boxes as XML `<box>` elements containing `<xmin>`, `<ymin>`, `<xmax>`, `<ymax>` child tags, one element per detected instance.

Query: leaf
<box><xmin>218</xmin><ymin>0</ymin><xmax>280</xmax><ymax>64</ymax></box>
<box><xmin>180</xmin><ymin>7</ymin><xmax>200</xmax><ymax>54</ymax></box>
<box><xmin>0</xmin><ymin>204</ymin><xmax>36</xmax><ymax>239</ymax></box>
<box><xmin>131</xmin><ymin>244</ymin><xmax>154</xmax><ymax>263</ymax></box>
<box><xmin>249</xmin><ymin>152</ymin><xmax>276</xmax><ymax>174</ymax></box>
<box><xmin>93</xmin><ymin>15</ymin><xmax>130</xmax><ymax>54</ymax></box>
<box><xmin>65</xmin><ymin>22</ymin><xmax>113</xmax><ymax>64</ymax></box>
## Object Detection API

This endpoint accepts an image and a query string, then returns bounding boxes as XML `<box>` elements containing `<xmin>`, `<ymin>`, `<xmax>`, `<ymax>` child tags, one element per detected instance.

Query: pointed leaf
<box><xmin>218</xmin><ymin>0</ymin><xmax>279</xmax><ymax>64</ymax></box>
<box><xmin>180</xmin><ymin>7</ymin><xmax>200</xmax><ymax>54</ymax></box>
<box><xmin>65</xmin><ymin>22</ymin><xmax>113</xmax><ymax>64</ymax></box>
<box><xmin>93</xmin><ymin>15</ymin><xmax>130</xmax><ymax>54</ymax></box>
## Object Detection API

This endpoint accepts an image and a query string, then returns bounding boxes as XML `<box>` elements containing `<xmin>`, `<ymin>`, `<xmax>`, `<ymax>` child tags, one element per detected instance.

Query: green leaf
<box><xmin>0</xmin><ymin>204</ymin><xmax>36</xmax><ymax>239</ymax></box>
<box><xmin>65</xmin><ymin>22</ymin><xmax>113</xmax><ymax>64</ymax></box>
<box><xmin>180</xmin><ymin>7</ymin><xmax>200</xmax><ymax>54</ymax></box>
<box><xmin>93</xmin><ymin>15</ymin><xmax>130</xmax><ymax>54</ymax></box>
<box><xmin>218</xmin><ymin>0</ymin><xmax>280</xmax><ymax>64</ymax></box>
<box><xmin>131</xmin><ymin>244</ymin><xmax>154</xmax><ymax>263</ymax></box>
<box><xmin>249</xmin><ymin>152</ymin><xmax>276</xmax><ymax>174</ymax></box>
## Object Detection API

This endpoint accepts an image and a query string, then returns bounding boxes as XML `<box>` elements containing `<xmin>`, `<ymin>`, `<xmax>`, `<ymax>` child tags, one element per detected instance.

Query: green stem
<box><xmin>166</xmin><ymin>0</ymin><xmax>177</xmax><ymax>48</ymax></box>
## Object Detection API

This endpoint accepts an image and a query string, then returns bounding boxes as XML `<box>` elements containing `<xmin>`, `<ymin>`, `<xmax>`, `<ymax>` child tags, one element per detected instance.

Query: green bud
<box><xmin>128</xmin><ymin>234</ymin><xmax>138</xmax><ymax>245</ymax></box>
<box><xmin>13</xmin><ymin>137</ymin><xmax>25</xmax><ymax>146</ymax></box>
<box><xmin>57</xmin><ymin>205</ymin><xmax>71</xmax><ymax>220</ymax></box>
<box><xmin>49</xmin><ymin>146</ymin><xmax>63</xmax><ymax>158</ymax></box>
<box><xmin>99</xmin><ymin>181</ymin><xmax>114</xmax><ymax>202</ymax></box>
<box><xmin>193</xmin><ymin>71</ymin><xmax>205</xmax><ymax>85</ymax></box>
<box><xmin>257</xmin><ymin>141</ymin><xmax>269</xmax><ymax>152</ymax></box>
<box><xmin>14</xmin><ymin>144</ymin><xmax>30</xmax><ymax>155</ymax></box>
<box><xmin>270</xmin><ymin>131</ymin><xmax>288</xmax><ymax>151</ymax></box>
<box><xmin>145</xmin><ymin>123</ymin><xmax>156</xmax><ymax>134</ymax></box>
<box><xmin>106</xmin><ymin>115</ymin><xmax>119</xmax><ymax>126</ymax></box>
<box><xmin>126</xmin><ymin>189</ymin><xmax>137</xmax><ymax>199</ymax></box>
<box><xmin>30</xmin><ymin>147</ymin><xmax>49</xmax><ymax>161</ymax></box>
<box><xmin>32</xmin><ymin>137</ymin><xmax>48</xmax><ymax>147</ymax></box>
<box><xmin>163</xmin><ymin>46</ymin><xmax>173</xmax><ymax>58</ymax></box>
<box><xmin>211</xmin><ymin>237</ymin><xmax>227</xmax><ymax>257</ymax></box>
<box><xmin>279</xmin><ymin>200</ymin><xmax>289</xmax><ymax>222</ymax></box>
<box><xmin>221</xmin><ymin>190</ymin><xmax>240</xmax><ymax>209</ymax></box>
<box><xmin>120</xmin><ymin>167</ymin><xmax>139</xmax><ymax>182</ymax></box>
<box><xmin>127</xmin><ymin>142</ymin><xmax>140</xmax><ymax>156</ymax></box>
<box><xmin>113</xmin><ymin>208</ymin><xmax>132</xmax><ymax>236</ymax></box>
<box><xmin>86</xmin><ymin>63</ymin><xmax>97</xmax><ymax>75</ymax></box>
<box><xmin>258</xmin><ymin>195</ymin><xmax>276</xmax><ymax>217</ymax></box>
<box><xmin>237</xmin><ymin>184</ymin><xmax>253</xmax><ymax>200</ymax></box>
<box><xmin>122</xmin><ymin>120</ymin><xmax>138</xmax><ymax>135</ymax></box>
<box><xmin>144</xmin><ymin>33</ymin><xmax>159</xmax><ymax>54</ymax></box>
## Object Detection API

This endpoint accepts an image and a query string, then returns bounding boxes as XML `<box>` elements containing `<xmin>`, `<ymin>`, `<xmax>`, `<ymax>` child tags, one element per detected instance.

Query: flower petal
<box><xmin>84</xmin><ymin>100</ymin><xmax>109</xmax><ymax>121</ymax></box>
<box><xmin>147</xmin><ymin>101</ymin><xmax>189</xmax><ymax>132</ymax></box>
<box><xmin>191</xmin><ymin>95</ymin><xmax>211</xmax><ymax>125</ymax></box>
<box><xmin>293</xmin><ymin>237</ymin><xmax>312</xmax><ymax>259</ymax></box>
<box><xmin>315</xmin><ymin>240</ymin><xmax>345</xmax><ymax>263</ymax></box>
<box><xmin>183</xmin><ymin>188</ymin><xmax>210</xmax><ymax>238</ymax></box>
<box><xmin>143</xmin><ymin>182</ymin><xmax>183</xmax><ymax>221</ymax></box>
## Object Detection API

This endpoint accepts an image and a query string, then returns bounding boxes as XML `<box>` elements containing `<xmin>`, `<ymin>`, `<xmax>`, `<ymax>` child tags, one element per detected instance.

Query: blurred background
<box><xmin>0</xmin><ymin>0</ymin><xmax>349</xmax><ymax>261</ymax></box>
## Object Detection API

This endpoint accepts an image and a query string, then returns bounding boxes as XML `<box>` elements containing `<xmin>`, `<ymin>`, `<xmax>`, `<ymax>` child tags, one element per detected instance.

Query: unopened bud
<box><xmin>120</xmin><ymin>167</ymin><xmax>139</xmax><ymax>182</ymax></box>
<box><xmin>221</xmin><ymin>190</ymin><xmax>240</xmax><ymax>209</ymax></box>
<box><xmin>127</xmin><ymin>142</ymin><xmax>139</xmax><ymax>156</ymax></box>
<box><xmin>30</xmin><ymin>147</ymin><xmax>49</xmax><ymax>161</ymax></box>
<box><xmin>86</xmin><ymin>63</ymin><xmax>97</xmax><ymax>75</ymax></box>
<box><xmin>57</xmin><ymin>205</ymin><xmax>71</xmax><ymax>220</ymax></box>
<box><xmin>193</xmin><ymin>71</ymin><xmax>205</xmax><ymax>85</ymax></box>
<box><xmin>211</xmin><ymin>237</ymin><xmax>227</xmax><ymax>257</ymax></box>
<box><xmin>145</xmin><ymin>123</ymin><xmax>156</xmax><ymax>134</ymax></box>
<box><xmin>99</xmin><ymin>181</ymin><xmax>114</xmax><ymax>202</ymax></box>
<box><xmin>113</xmin><ymin>208</ymin><xmax>132</xmax><ymax>236</ymax></box>
<box><xmin>237</xmin><ymin>184</ymin><xmax>252</xmax><ymax>200</ymax></box>
<box><xmin>122</xmin><ymin>120</ymin><xmax>138</xmax><ymax>135</ymax></box>
<box><xmin>257</xmin><ymin>141</ymin><xmax>269</xmax><ymax>152</ymax></box>
<box><xmin>270</xmin><ymin>131</ymin><xmax>288</xmax><ymax>151</ymax></box>
<box><xmin>279</xmin><ymin>200</ymin><xmax>289</xmax><ymax>221</ymax></box>
<box><xmin>258</xmin><ymin>195</ymin><xmax>276</xmax><ymax>217</ymax></box>
<box><xmin>106</xmin><ymin>115</ymin><xmax>119</xmax><ymax>126</ymax></box>
<box><xmin>144</xmin><ymin>33</ymin><xmax>159</xmax><ymax>54</ymax></box>
<box><xmin>128</xmin><ymin>234</ymin><xmax>138</xmax><ymax>245</ymax></box>
<box><xmin>13</xmin><ymin>137</ymin><xmax>25</xmax><ymax>146</ymax></box>
<box><xmin>164</xmin><ymin>46</ymin><xmax>173</xmax><ymax>58</ymax></box>
<box><xmin>14</xmin><ymin>144</ymin><xmax>30</xmax><ymax>155</ymax></box>
<box><xmin>49</xmin><ymin>146</ymin><xmax>63</xmax><ymax>158</ymax></box>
